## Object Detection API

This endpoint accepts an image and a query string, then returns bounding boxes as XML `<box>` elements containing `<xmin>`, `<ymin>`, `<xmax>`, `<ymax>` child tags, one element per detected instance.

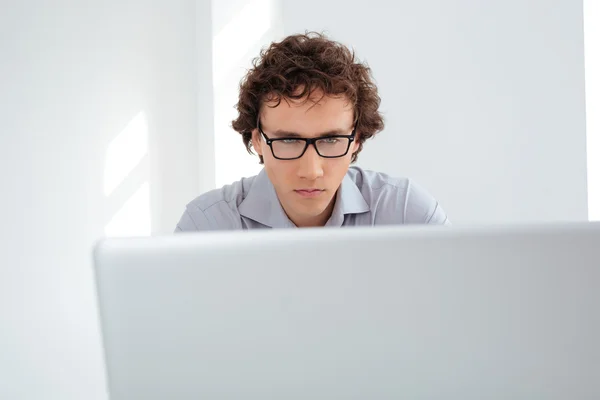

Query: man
<box><xmin>176</xmin><ymin>32</ymin><xmax>449</xmax><ymax>231</ymax></box>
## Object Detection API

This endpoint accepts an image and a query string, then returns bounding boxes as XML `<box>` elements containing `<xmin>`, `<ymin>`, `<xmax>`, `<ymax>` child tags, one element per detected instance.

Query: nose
<box><xmin>296</xmin><ymin>143</ymin><xmax>324</xmax><ymax>181</ymax></box>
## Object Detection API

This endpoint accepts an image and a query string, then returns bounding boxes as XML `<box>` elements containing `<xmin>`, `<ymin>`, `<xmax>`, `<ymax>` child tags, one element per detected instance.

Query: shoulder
<box><xmin>347</xmin><ymin>166</ymin><xmax>450</xmax><ymax>225</ymax></box>
<box><xmin>174</xmin><ymin>175</ymin><xmax>256</xmax><ymax>231</ymax></box>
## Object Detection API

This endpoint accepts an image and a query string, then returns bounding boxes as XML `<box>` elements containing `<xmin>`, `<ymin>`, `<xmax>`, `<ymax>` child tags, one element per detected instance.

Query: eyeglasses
<box><xmin>257</xmin><ymin>120</ymin><xmax>356</xmax><ymax>160</ymax></box>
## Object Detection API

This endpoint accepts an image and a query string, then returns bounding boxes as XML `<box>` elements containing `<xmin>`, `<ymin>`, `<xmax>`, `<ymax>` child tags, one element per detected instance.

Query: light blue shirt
<box><xmin>175</xmin><ymin>166</ymin><xmax>449</xmax><ymax>231</ymax></box>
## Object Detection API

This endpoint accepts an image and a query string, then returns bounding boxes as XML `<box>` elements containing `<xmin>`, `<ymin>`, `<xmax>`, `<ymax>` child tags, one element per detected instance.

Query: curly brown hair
<box><xmin>231</xmin><ymin>31</ymin><xmax>385</xmax><ymax>163</ymax></box>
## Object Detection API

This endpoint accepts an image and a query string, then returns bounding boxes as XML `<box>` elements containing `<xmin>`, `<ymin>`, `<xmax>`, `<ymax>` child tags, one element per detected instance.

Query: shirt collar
<box><xmin>325</xmin><ymin>174</ymin><xmax>370</xmax><ymax>226</ymax></box>
<box><xmin>239</xmin><ymin>169</ymin><xmax>370</xmax><ymax>228</ymax></box>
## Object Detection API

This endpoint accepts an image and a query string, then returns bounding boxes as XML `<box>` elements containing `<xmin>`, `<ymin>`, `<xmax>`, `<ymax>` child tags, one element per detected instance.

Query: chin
<box><xmin>301</xmin><ymin>202</ymin><xmax>330</xmax><ymax>216</ymax></box>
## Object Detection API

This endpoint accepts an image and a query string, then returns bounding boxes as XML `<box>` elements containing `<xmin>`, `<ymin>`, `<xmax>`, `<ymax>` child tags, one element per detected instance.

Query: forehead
<box><xmin>260</xmin><ymin>92</ymin><xmax>354</xmax><ymax>135</ymax></box>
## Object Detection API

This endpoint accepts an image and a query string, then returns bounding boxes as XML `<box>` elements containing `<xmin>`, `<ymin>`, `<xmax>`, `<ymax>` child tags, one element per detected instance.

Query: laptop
<box><xmin>93</xmin><ymin>222</ymin><xmax>600</xmax><ymax>399</ymax></box>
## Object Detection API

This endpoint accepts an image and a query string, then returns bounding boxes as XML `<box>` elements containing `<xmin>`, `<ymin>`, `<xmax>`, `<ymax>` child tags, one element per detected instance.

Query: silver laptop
<box><xmin>93</xmin><ymin>223</ymin><xmax>600</xmax><ymax>399</ymax></box>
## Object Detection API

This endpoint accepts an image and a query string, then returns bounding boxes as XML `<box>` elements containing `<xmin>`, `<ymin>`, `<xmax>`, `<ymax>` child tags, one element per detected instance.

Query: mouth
<box><xmin>294</xmin><ymin>189</ymin><xmax>325</xmax><ymax>198</ymax></box>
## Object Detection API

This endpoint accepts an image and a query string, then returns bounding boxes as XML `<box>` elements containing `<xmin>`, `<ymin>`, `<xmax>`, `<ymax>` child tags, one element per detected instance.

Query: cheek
<box><xmin>264</xmin><ymin>159</ymin><xmax>296</xmax><ymax>185</ymax></box>
<box><xmin>324</xmin><ymin>157</ymin><xmax>352</xmax><ymax>179</ymax></box>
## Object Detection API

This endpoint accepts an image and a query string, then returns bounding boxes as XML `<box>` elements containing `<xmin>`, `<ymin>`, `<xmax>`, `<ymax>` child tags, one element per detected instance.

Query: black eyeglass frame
<box><xmin>257</xmin><ymin>120</ymin><xmax>357</xmax><ymax>160</ymax></box>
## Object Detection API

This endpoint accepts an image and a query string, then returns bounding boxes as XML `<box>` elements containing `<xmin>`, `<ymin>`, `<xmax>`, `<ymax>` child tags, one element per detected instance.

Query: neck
<box><xmin>288</xmin><ymin>195</ymin><xmax>337</xmax><ymax>228</ymax></box>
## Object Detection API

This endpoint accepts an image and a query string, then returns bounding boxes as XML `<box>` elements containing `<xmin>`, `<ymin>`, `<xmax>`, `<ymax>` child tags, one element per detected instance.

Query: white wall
<box><xmin>211</xmin><ymin>0</ymin><xmax>284</xmax><ymax>187</ymax></box>
<box><xmin>282</xmin><ymin>0</ymin><xmax>589</xmax><ymax>224</ymax></box>
<box><xmin>0</xmin><ymin>1</ymin><xmax>207</xmax><ymax>398</ymax></box>
<box><xmin>584</xmin><ymin>0</ymin><xmax>599</xmax><ymax>221</ymax></box>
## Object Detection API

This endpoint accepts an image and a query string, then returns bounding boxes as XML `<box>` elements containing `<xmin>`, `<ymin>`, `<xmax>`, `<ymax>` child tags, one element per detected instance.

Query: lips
<box><xmin>294</xmin><ymin>189</ymin><xmax>324</xmax><ymax>198</ymax></box>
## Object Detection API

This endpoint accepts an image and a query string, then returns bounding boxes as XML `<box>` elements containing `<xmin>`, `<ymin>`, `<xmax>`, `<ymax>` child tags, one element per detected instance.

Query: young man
<box><xmin>176</xmin><ymin>32</ymin><xmax>449</xmax><ymax>231</ymax></box>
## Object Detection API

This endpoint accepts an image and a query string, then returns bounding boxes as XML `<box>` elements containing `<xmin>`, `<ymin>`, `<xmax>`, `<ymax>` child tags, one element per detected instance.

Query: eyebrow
<box><xmin>270</xmin><ymin>128</ymin><xmax>351</xmax><ymax>138</ymax></box>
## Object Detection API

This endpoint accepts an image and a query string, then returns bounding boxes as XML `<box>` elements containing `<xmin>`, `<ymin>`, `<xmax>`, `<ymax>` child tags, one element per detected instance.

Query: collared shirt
<box><xmin>175</xmin><ymin>166</ymin><xmax>449</xmax><ymax>231</ymax></box>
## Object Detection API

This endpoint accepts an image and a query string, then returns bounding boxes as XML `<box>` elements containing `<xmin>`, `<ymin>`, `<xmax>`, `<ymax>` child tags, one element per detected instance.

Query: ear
<box><xmin>252</xmin><ymin>128</ymin><xmax>263</xmax><ymax>157</ymax></box>
<box><xmin>351</xmin><ymin>131</ymin><xmax>360</xmax><ymax>153</ymax></box>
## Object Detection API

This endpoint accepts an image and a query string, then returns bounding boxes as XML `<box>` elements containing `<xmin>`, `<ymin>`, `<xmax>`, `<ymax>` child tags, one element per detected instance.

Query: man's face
<box><xmin>252</xmin><ymin>91</ymin><xmax>358</xmax><ymax>227</ymax></box>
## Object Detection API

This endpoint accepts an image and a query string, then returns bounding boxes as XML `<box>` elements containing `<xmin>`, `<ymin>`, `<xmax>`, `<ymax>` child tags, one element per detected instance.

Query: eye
<box><xmin>281</xmin><ymin>139</ymin><xmax>300</xmax><ymax>144</ymax></box>
<box><xmin>321</xmin><ymin>138</ymin><xmax>339</xmax><ymax>144</ymax></box>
